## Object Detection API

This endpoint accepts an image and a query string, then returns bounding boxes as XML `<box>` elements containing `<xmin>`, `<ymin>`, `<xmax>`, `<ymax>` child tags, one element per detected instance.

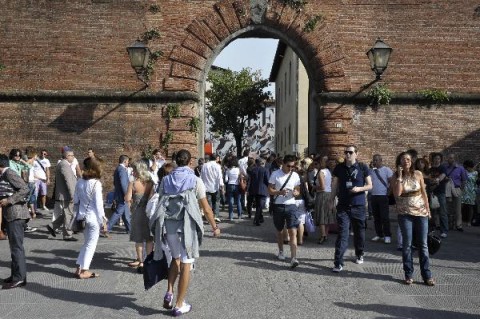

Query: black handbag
<box><xmin>427</xmin><ymin>232</ymin><xmax>441</xmax><ymax>255</ymax></box>
<box><xmin>143</xmin><ymin>251</ymin><xmax>169</xmax><ymax>290</ymax></box>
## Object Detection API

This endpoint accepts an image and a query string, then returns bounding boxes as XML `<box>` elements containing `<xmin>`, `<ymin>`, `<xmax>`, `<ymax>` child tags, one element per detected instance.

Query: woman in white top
<box><xmin>225</xmin><ymin>157</ymin><xmax>243</xmax><ymax>220</ymax></box>
<box><xmin>313</xmin><ymin>156</ymin><xmax>334</xmax><ymax>244</ymax></box>
<box><xmin>73</xmin><ymin>158</ymin><xmax>107</xmax><ymax>279</ymax></box>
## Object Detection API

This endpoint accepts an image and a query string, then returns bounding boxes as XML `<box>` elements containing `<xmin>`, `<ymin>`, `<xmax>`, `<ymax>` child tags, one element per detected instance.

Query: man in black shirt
<box><xmin>330</xmin><ymin>145</ymin><xmax>372</xmax><ymax>273</ymax></box>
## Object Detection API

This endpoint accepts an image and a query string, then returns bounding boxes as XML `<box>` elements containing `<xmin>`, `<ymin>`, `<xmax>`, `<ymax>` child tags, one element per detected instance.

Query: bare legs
<box><xmin>167</xmin><ymin>259</ymin><xmax>191</xmax><ymax>308</ymax></box>
<box><xmin>277</xmin><ymin>228</ymin><xmax>297</xmax><ymax>259</ymax></box>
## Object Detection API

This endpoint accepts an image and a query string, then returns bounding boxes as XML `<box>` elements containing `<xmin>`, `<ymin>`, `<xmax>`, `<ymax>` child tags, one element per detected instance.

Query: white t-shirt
<box><xmin>269</xmin><ymin>169</ymin><xmax>301</xmax><ymax>205</ymax></box>
<box><xmin>321</xmin><ymin>168</ymin><xmax>332</xmax><ymax>193</ymax></box>
<box><xmin>225</xmin><ymin>167</ymin><xmax>241</xmax><ymax>185</ymax></box>
<box><xmin>201</xmin><ymin>160</ymin><xmax>224</xmax><ymax>193</ymax></box>
<box><xmin>33</xmin><ymin>160</ymin><xmax>47</xmax><ymax>181</ymax></box>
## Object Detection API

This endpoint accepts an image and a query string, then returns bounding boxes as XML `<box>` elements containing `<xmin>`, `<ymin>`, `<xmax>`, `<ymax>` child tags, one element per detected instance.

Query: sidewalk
<box><xmin>1</xmin><ymin>207</ymin><xmax>479</xmax><ymax>319</ymax></box>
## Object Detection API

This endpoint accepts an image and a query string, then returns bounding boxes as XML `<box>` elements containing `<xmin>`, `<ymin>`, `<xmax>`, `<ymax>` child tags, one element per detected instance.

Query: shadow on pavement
<box><xmin>201</xmin><ymin>249</ymin><xmax>399</xmax><ymax>283</ymax></box>
<box><xmin>25</xmin><ymin>282</ymin><xmax>162</xmax><ymax>316</ymax></box>
<box><xmin>334</xmin><ymin>302</ymin><xmax>480</xmax><ymax>319</ymax></box>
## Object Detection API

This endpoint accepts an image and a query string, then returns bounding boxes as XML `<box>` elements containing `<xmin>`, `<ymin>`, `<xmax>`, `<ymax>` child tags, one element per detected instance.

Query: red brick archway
<box><xmin>163</xmin><ymin>0</ymin><xmax>351</xmax><ymax>95</ymax></box>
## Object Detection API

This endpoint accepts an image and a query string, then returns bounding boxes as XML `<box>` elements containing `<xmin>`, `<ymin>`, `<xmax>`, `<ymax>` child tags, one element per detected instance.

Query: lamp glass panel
<box><xmin>128</xmin><ymin>47</ymin><xmax>147</xmax><ymax>68</ymax></box>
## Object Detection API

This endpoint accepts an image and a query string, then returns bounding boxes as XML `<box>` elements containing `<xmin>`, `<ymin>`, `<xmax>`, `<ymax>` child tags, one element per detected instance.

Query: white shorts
<box><xmin>166</xmin><ymin>233</ymin><xmax>195</xmax><ymax>264</ymax></box>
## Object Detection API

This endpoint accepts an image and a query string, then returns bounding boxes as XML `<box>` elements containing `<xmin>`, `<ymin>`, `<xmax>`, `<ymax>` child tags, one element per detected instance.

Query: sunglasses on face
<box><xmin>344</xmin><ymin>151</ymin><xmax>355</xmax><ymax>155</ymax></box>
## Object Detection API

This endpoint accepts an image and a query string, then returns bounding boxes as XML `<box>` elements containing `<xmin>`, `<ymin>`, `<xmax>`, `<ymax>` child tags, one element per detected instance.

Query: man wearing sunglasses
<box><xmin>268</xmin><ymin>154</ymin><xmax>301</xmax><ymax>269</ymax></box>
<box><xmin>330</xmin><ymin>145</ymin><xmax>372</xmax><ymax>273</ymax></box>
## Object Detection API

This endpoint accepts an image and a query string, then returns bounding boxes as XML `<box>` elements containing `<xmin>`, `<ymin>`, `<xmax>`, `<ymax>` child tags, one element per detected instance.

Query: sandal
<box><xmin>76</xmin><ymin>272</ymin><xmax>99</xmax><ymax>279</ymax></box>
<box><xmin>128</xmin><ymin>259</ymin><xmax>141</xmax><ymax>268</ymax></box>
<box><xmin>424</xmin><ymin>278</ymin><xmax>435</xmax><ymax>286</ymax></box>
<box><xmin>405</xmin><ymin>278</ymin><xmax>414</xmax><ymax>285</ymax></box>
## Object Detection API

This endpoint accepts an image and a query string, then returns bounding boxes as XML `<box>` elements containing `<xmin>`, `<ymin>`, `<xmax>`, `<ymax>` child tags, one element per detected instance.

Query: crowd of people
<box><xmin>1</xmin><ymin>143</ymin><xmax>478</xmax><ymax>316</ymax></box>
<box><xmin>195</xmin><ymin>146</ymin><xmax>479</xmax><ymax>286</ymax></box>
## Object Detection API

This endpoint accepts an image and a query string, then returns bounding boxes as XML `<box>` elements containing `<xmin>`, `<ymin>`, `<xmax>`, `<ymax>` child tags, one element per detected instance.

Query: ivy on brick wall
<box><xmin>303</xmin><ymin>14</ymin><xmax>323</xmax><ymax>32</ymax></box>
<box><xmin>188</xmin><ymin>117</ymin><xmax>201</xmax><ymax>135</ymax></box>
<box><xmin>149</xmin><ymin>4</ymin><xmax>160</xmax><ymax>14</ymax></box>
<box><xmin>141</xmin><ymin>28</ymin><xmax>161</xmax><ymax>42</ymax></box>
<box><xmin>142</xmin><ymin>144</ymin><xmax>155</xmax><ymax>160</ymax></box>
<box><xmin>145</xmin><ymin>50</ymin><xmax>163</xmax><ymax>81</ymax></box>
<box><xmin>166</xmin><ymin>103</ymin><xmax>181</xmax><ymax>120</ymax></box>
<box><xmin>367</xmin><ymin>83</ymin><xmax>393</xmax><ymax>106</ymax></box>
<box><xmin>418</xmin><ymin>89</ymin><xmax>450</xmax><ymax>104</ymax></box>
<box><xmin>161</xmin><ymin>131</ymin><xmax>174</xmax><ymax>152</ymax></box>
<box><xmin>281</xmin><ymin>0</ymin><xmax>307</xmax><ymax>12</ymax></box>
<box><xmin>0</xmin><ymin>63</ymin><xmax>5</xmax><ymax>71</ymax></box>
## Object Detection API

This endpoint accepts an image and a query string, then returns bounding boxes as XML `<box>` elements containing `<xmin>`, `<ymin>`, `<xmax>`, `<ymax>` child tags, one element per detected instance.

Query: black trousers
<box><xmin>371</xmin><ymin>195</ymin><xmax>391</xmax><ymax>237</ymax></box>
<box><xmin>6</xmin><ymin>218</ymin><xmax>27</xmax><ymax>281</ymax></box>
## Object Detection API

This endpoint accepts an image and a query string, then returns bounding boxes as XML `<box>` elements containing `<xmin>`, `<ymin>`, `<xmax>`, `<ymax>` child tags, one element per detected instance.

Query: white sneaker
<box><xmin>440</xmin><ymin>233</ymin><xmax>447</xmax><ymax>238</ymax></box>
<box><xmin>42</xmin><ymin>206</ymin><xmax>49</xmax><ymax>211</ymax></box>
<box><xmin>172</xmin><ymin>302</ymin><xmax>192</xmax><ymax>316</ymax></box>
<box><xmin>214</xmin><ymin>217</ymin><xmax>221</xmax><ymax>223</ymax></box>
<box><xmin>290</xmin><ymin>258</ymin><xmax>299</xmax><ymax>269</ymax></box>
<box><xmin>277</xmin><ymin>251</ymin><xmax>286</xmax><ymax>261</ymax></box>
<box><xmin>371</xmin><ymin>236</ymin><xmax>384</xmax><ymax>242</ymax></box>
<box><xmin>384</xmin><ymin>236</ymin><xmax>391</xmax><ymax>244</ymax></box>
<box><xmin>332</xmin><ymin>265</ymin><xmax>343</xmax><ymax>273</ymax></box>
<box><xmin>355</xmin><ymin>256</ymin><xmax>364</xmax><ymax>264</ymax></box>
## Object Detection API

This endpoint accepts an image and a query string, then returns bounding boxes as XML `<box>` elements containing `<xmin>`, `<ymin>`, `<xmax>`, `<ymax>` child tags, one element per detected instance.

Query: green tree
<box><xmin>206</xmin><ymin>68</ymin><xmax>271</xmax><ymax>157</ymax></box>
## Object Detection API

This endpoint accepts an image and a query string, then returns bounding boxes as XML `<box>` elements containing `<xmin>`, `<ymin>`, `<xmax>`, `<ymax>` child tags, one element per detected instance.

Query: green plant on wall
<box><xmin>366</xmin><ymin>83</ymin><xmax>393</xmax><ymax>106</ymax></box>
<box><xmin>303</xmin><ymin>14</ymin><xmax>323</xmax><ymax>32</ymax></box>
<box><xmin>281</xmin><ymin>0</ymin><xmax>308</xmax><ymax>11</ymax></box>
<box><xmin>144</xmin><ymin>50</ymin><xmax>163</xmax><ymax>81</ymax></box>
<box><xmin>166</xmin><ymin>103</ymin><xmax>181</xmax><ymax>120</ymax></box>
<box><xmin>161</xmin><ymin>131</ymin><xmax>174</xmax><ymax>152</ymax></box>
<box><xmin>418</xmin><ymin>89</ymin><xmax>449</xmax><ymax>104</ymax></box>
<box><xmin>142</xmin><ymin>144</ymin><xmax>155</xmax><ymax>160</ymax></box>
<box><xmin>188</xmin><ymin>117</ymin><xmax>201</xmax><ymax>134</ymax></box>
<box><xmin>0</xmin><ymin>63</ymin><xmax>5</xmax><ymax>71</ymax></box>
<box><xmin>149</xmin><ymin>4</ymin><xmax>160</xmax><ymax>14</ymax></box>
<box><xmin>141</xmin><ymin>28</ymin><xmax>161</xmax><ymax>42</ymax></box>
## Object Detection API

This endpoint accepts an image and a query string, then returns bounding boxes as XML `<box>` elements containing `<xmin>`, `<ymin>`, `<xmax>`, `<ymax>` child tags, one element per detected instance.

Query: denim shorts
<box><xmin>272</xmin><ymin>204</ymin><xmax>299</xmax><ymax>231</ymax></box>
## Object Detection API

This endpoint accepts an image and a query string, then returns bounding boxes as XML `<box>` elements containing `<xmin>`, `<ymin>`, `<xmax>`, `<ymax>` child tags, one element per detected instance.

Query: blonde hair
<box><xmin>131</xmin><ymin>160</ymin><xmax>151</xmax><ymax>183</ymax></box>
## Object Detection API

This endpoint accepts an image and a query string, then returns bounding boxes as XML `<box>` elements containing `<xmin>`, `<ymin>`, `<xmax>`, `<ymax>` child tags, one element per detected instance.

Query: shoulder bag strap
<box><xmin>374</xmin><ymin>169</ymin><xmax>388</xmax><ymax>189</ymax></box>
<box><xmin>36</xmin><ymin>159</ymin><xmax>46</xmax><ymax>172</ymax></box>
<box><xmin>273</xmin><ymin>171</ymin><xmax>293</xmax><ymax>201</ymax></box>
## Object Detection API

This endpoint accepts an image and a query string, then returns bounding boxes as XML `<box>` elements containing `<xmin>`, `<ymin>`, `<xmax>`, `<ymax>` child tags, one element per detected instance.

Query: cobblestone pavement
<box><xmin>1</xmin><ymin>207</ymin><xmax>479</xmax><ymax>319</ymax></box>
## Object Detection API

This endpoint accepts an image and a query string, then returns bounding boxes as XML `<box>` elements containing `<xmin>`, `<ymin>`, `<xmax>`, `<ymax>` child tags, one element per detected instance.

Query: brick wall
<box><xmin>0</xmin><ymin>0</ymin><xmax>479</xmax><ymax>181</ymax></box>
<box><xmin>318</xmin><ymin>102</ymin><xmax>480</xmax><ymax>168</ymax></box>
<box><xmin>0</xmin><ymin>100</ymin><xmax>198</xmax><ymax>193</ymax></box>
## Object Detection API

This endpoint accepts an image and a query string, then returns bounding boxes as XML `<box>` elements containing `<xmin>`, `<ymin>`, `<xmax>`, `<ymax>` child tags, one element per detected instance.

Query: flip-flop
<box><xmin>77</xmin><ymin>272</ymin><xmax>99</xmax><ymax>279</ymax></box>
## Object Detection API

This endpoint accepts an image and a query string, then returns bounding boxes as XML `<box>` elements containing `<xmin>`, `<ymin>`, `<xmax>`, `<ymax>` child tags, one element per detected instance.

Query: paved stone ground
<box><xmin>1</xmin><ymin>207</ymin><xmax>479</xmax><ymax>319</ymax></box>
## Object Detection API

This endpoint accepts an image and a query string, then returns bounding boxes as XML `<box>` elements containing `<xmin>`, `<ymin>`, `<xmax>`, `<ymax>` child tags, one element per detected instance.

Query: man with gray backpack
<box><xmin>150</xmin><ymin>149</ymin><xmax>220</xmax><ymax>317</ymax></box>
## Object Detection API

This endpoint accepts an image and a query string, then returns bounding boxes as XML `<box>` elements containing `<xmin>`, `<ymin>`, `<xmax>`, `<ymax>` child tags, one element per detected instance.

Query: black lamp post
<box><xmin>366</xmin><ymin>38</ymin><xmax>392</xmax><ymax>80</ymax></box>
<box><xmin>126</xmin><ymin>41</ymin><xmax>151</xmax><ymax>85</ymax></box>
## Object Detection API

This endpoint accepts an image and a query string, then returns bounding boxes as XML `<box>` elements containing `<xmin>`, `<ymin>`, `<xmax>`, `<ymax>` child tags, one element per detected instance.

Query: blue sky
<box><xmin>212</xmin><ymin>38</ymin><xmax>279</xmax><ymax>95</ymax></box>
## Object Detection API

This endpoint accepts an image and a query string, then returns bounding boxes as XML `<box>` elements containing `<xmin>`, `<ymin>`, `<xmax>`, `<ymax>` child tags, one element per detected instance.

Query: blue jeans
<box><xmin>436</xmin><ymin>192</ymin><xmax>449</xmax><ymax>233</ymax></box>
<box><xmin>398</xmin><ymin>214</ymin><xmax>432</xmax><ymax>281</ymax></box>
<box><xmin>226</xmin><ymin>184</ymin><xmax>242</xmax><ymax>219</ymax></box>
<box><xmin>334</xmin><ymin>206</ymin><xmax>366</xmax><ymax>267</ymax></box>
<box><xmin>107</xmin><ymin>202</ymin><xmax>131</xmax><ymax>232</ymax></box>
<box><xmin>206</xmin><ymin>191</ymin><xmax>219</xmax><ymax>218</ymax></box>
